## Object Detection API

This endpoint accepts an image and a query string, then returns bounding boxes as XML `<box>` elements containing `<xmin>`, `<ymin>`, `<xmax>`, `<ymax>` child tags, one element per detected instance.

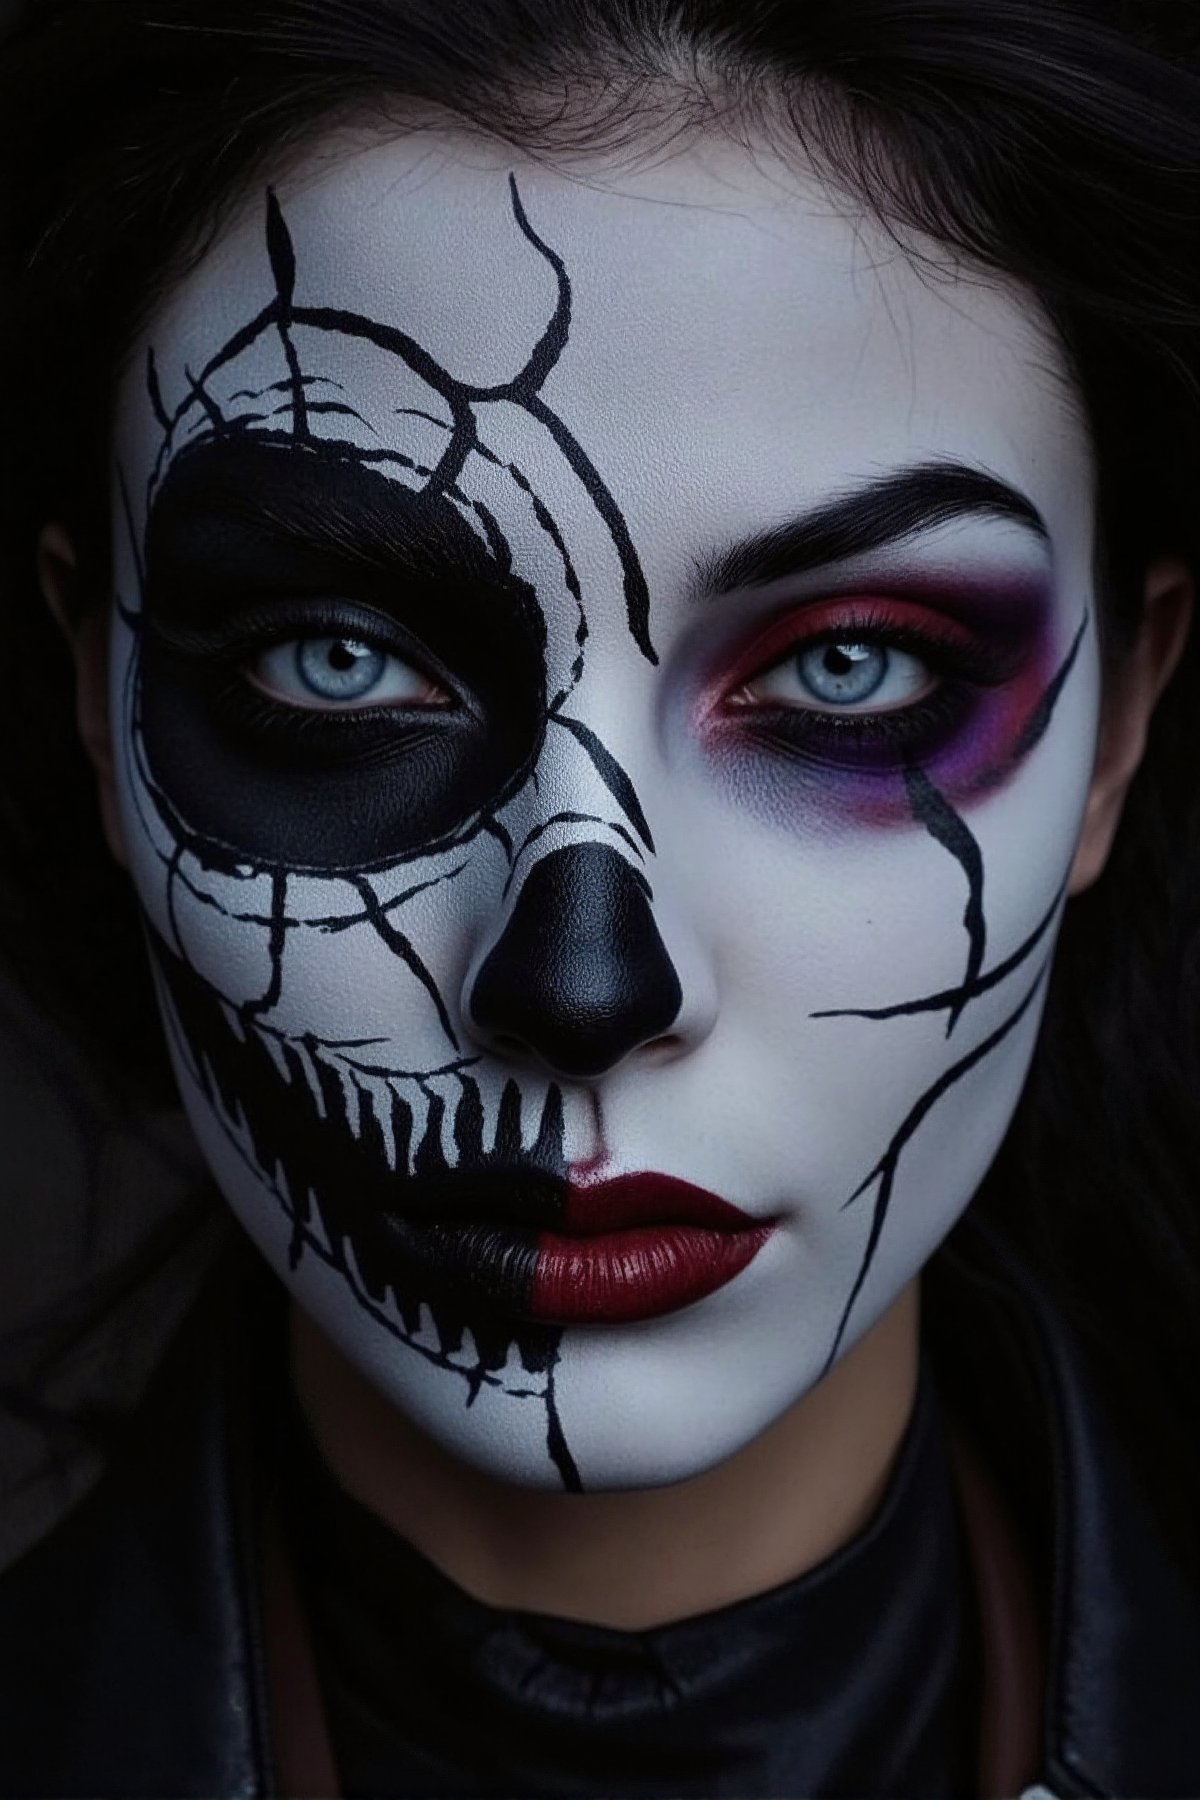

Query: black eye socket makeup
<box><xmin>138</xmin><ymin>437</ymin><xmax>549</xmax><ymax>870</ymax></box>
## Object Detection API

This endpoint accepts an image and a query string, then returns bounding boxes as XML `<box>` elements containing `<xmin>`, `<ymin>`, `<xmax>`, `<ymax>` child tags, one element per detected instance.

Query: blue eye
<box><xmin>248</xmin><ymin>636</ymin><xmax>448</xmax><ymax>711</ymax></box>
<box><xmin>749</xmin><ymin>641</ymin><xmax>934</xmax><ymax>713</ymax></box>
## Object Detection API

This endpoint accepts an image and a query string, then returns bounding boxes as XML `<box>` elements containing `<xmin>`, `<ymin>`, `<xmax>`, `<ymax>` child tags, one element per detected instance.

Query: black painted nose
<box><xmin>468</xmin><ymin>842</ymin><xmax>683</xmax><ymax>1080</ymax></box>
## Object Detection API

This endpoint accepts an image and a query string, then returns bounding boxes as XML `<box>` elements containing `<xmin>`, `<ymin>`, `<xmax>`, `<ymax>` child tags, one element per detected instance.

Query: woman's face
<box><xmin>108</xmin><ymin>133</ymin><xmax>1101</xmax><ymax>1490</ymax></box>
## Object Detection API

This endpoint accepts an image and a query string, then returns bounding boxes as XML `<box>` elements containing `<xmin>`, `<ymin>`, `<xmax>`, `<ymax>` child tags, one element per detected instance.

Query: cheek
<box><xmin>679</xmin><ymin>665</ymin><xmax>1099</xmax><ymax>1035</ymax></box>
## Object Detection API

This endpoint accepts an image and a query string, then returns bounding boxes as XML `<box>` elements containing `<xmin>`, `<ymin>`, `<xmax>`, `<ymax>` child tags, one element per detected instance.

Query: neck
<box><xmin>290</xmin><ymin>1282</ymin><xmax>920</xmax><ymax>1631</ymax></box>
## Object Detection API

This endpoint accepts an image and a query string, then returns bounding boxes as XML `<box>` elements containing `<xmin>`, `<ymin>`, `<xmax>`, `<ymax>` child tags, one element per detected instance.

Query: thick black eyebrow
<box><xmin>145</xmin><ymin>436</ymin><xmax>511</xmax><ymax>617</ymax></box>
<box><xmin>694</xmin><ymin>460</ymin><xmax>1050</xmax><ymax>598</ymax></box>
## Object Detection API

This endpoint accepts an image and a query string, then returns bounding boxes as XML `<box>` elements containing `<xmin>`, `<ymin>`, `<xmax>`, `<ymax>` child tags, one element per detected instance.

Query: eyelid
<box><xmin>151</xmin><ymin>597</ymin><xmax>478</xmax><ymax>717</ymax></box>
<box><xmin>245</xmin><ymin>640</ymin><xmax>453</xmax><ymax>713</ymax></box>
<box><xmin>704</xmin><ymin>593</ymin><xmax>1021</xmax><ymax>716</ymax></box>
<box><xmin>148</xmin><ymin>595</ymin><xmax>405</xmax><ymax>657</ymax></box>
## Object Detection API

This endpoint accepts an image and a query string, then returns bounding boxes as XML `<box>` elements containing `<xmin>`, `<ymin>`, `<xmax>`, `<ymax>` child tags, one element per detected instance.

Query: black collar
<box><xmin>941</xmin><ymin>1220</ymin><xmax>1200</xmax><ymax>1798</ymax></box>
<box><xmin>0</xmin><ymin>1228</ymin><xmax>1195</xmax><ymax>1798</ymax></box>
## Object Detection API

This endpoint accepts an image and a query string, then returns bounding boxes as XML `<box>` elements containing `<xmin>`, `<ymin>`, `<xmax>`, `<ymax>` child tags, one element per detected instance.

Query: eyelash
<box><xmin>180</xmin><ymin>595</ymin><xmax>1022</xmax><ymax>775</ymax></box>
<box><xmin>168</xmin><ymin>600</ymin><xmax>455</xmax><ymax>744</ymax></box>
<box><xmin>713</xmin><ymin>604</ymin><xmax>1021</xmax><ymax>763</ymax></box>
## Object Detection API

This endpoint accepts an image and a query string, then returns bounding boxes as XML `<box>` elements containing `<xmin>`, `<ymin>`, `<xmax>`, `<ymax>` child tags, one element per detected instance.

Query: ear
<box><xmin>38</xmin><ymin>523</ymin><xmax>128</xmax><ymax>868</ymax></box>
<box><xmin>1068</xmin><ymin>557</ymin><xmax>1193</xmax><ymax>895</ymax></box>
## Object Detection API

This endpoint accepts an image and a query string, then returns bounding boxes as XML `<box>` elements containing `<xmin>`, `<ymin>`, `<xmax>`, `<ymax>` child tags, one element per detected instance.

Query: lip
<box><xmin>386</xmin><ymin>1172</ymin><xmax>776</xmax><ymax>1327</ymax></box>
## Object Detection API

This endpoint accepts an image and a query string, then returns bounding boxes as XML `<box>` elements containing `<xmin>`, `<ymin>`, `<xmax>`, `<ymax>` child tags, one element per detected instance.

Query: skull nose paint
<box><xmin>469</xmin><ymin>842</ymin><xmax>684</xmax><ymax>1080</ymax></box>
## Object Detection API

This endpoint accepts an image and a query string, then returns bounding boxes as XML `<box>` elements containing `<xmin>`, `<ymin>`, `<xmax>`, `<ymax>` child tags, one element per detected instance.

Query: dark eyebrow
<box><xmin>694</xmin><ymin>460</ymin><xmax>1050</xmax><ymax>598</ymax></box>
<box><xmin>146</xmin><ymin>436</ymin><xmax>507</xmax><ymax>608</ymax></box>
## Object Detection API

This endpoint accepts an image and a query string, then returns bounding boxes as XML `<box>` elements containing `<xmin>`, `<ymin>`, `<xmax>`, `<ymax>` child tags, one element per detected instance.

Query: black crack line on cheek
<box><xmin>309</xmin><ymin>860</ymin><xmax>472</xmax><ymax>935</ymax></box>
<box><xmin>480</xmin><ymin>816</ymin><xmax>515</xmax><ymax>865</ymax></box>
<box><xmin>547</xmin><ymin>712</ymin><xmax>656</xmax><ymax>854</ymax></box>
<box><xmin>809</xmin><ymin>614</ymin><xmax>1089</xmax><ymax>1030</ymax></box>
<box><xmin>335</xmin><ymin>1048</ymin><xmax>480</xmax><ymax>1083</ymax></box>
<box><xmin>348</xmin><ymin>874</ymin><xmax>461</xmax><ymax>1054</ymax></box>
<box><xmin>903</xmin><ymin>763</ymin><xmax>985</xmax><ymax>1038</ymax></box>
<box><xmin>502</xmin><ymin>811</ymin><xmax>647</xmax><ymax>901</ymax></box>
<box><xmin>822</xmin><ymin>958</ymin><xmax>1050</xmax><ymax>1377</ymax></box>
<box><xmin>265</xmin><ymin>187</ymin><xmax>310</xmax><ymax>442</ymax></box>
<box><xmin>243</xmin><ymin>869</ymin><xmax>290</xmax><ymax>1020</ymax></box>
<box><xmin>812</xmin><ymin>870</ymin><xmax>1068</xmax><ymax>1025</ymax></box>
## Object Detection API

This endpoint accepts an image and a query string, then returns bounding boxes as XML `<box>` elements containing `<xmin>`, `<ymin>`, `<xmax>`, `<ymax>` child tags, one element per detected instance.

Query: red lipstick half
<box><xmin>528</xmin><ymin>1173</ymin><xmax>774</xmax><ymax>1325</ymax></box>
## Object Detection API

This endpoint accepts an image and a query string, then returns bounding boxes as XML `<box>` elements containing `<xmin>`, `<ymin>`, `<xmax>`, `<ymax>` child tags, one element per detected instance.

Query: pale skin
<box><xmin>41</xmin><ymin>429</ymin><xmax>1191</xmax><ymax>1639</ymax></box>
<box><xmin>40</xmin><ymin>134</ymin><xmax>1191</xmax><ymax>1630</ymax></box>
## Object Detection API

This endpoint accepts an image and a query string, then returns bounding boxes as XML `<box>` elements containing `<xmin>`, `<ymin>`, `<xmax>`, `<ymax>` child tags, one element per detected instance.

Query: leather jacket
<box><xmin>0</xmin><ymin>1222</ymin><xmax>1196</xmax><ymax>1799</ymax></box>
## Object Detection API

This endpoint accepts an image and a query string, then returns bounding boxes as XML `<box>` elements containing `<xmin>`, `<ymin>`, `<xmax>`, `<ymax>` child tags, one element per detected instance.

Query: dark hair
<box><xmin>1</xmin><ymin>0</ymin><xmax>1198</xmax><ymax>1565</ymax></box>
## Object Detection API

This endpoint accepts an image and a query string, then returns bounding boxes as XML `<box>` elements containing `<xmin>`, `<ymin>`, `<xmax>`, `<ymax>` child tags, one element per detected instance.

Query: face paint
<box><xmin>110</xmin><ymin>135</ymin><xmax>1102</xmax><ymax>1491</ymax></box>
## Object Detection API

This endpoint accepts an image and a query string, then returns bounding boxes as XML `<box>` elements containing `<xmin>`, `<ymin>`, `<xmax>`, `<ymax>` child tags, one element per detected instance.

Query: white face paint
<box><xmin>110</xmin><ymin>133</ymin><xmax>1101</xmax><ymax>1491</ymax></box>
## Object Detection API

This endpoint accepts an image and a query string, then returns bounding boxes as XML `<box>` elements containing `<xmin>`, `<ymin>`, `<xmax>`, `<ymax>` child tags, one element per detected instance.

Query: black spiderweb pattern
<box><xmin>815</xmin><ymin>613</ymin><xmax>1091</xmax><ymax>1368</ymax></box>
<box><xmin>111</xmin><ymin>174</ymin><xmax>675</xmax><ymax>1495</ymax></box>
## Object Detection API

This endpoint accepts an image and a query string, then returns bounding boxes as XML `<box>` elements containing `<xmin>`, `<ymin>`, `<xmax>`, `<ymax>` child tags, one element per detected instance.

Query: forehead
<box><xmin>118</xmin><ymin>131</ymin><xmax>1093</xmax><ymax>577</ymax></box>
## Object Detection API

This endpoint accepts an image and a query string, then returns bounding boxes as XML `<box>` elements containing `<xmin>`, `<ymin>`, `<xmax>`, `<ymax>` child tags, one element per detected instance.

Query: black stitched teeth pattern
<box><xmin>149</xmin><ymin>920</ymin><xmax>568</xmax><ymax>1392</ymax></box>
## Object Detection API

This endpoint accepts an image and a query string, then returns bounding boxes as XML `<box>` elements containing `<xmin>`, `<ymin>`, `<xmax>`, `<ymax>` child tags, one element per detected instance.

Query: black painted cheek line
<box><xmin>548</xmin><ymin>711</ymin><xmax>656</xmax><ymax>854</ymax></box>
<box><xmin>243</xmin><ymin>869</ymin><xmax>290</xmax><ymax>1019</ymax></box>
<box><xmin>480</xmin><ymin>816</ymin><xmax>515</xmax><ymax>865</ymax></box>
<box><xmin>822</xmin><ymin>958</ymin><xmax>1050</xmax><ymax>1376</ymax></box>
<box><xmin>904</xmin><ymin>763</ymin><xmax>986</xmax><ymax>1038</ymax></box>
<box><xmin>312</xmin><ymin>860</ymin><xmax>473</xmax><ymax>936</ymax></box>
<box><xmin>348</xmin><ymin>874</ymin><xmax>461</xmax><ymax>1053</ymax></box>
<box><xmin>304</xmin><ymin>1048</ymin><xmax>479</xmax><ymax>1083</ymax></box>
<box><xmin>811</xmin><ymin>871</ymin><xmax>1068</xmax><ymax>1023</ymax></box>
<box><xmin>811</xmin><ymin>615</ymin><xmax>1088</xmax><ymax>1028</ymax></box>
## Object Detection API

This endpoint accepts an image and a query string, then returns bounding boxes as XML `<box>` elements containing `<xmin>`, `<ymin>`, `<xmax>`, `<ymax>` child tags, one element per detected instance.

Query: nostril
<box><xmin>467</xmin><ymin>842</ymin><xmax>684</xmax><ymax>1080</ymax></box>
